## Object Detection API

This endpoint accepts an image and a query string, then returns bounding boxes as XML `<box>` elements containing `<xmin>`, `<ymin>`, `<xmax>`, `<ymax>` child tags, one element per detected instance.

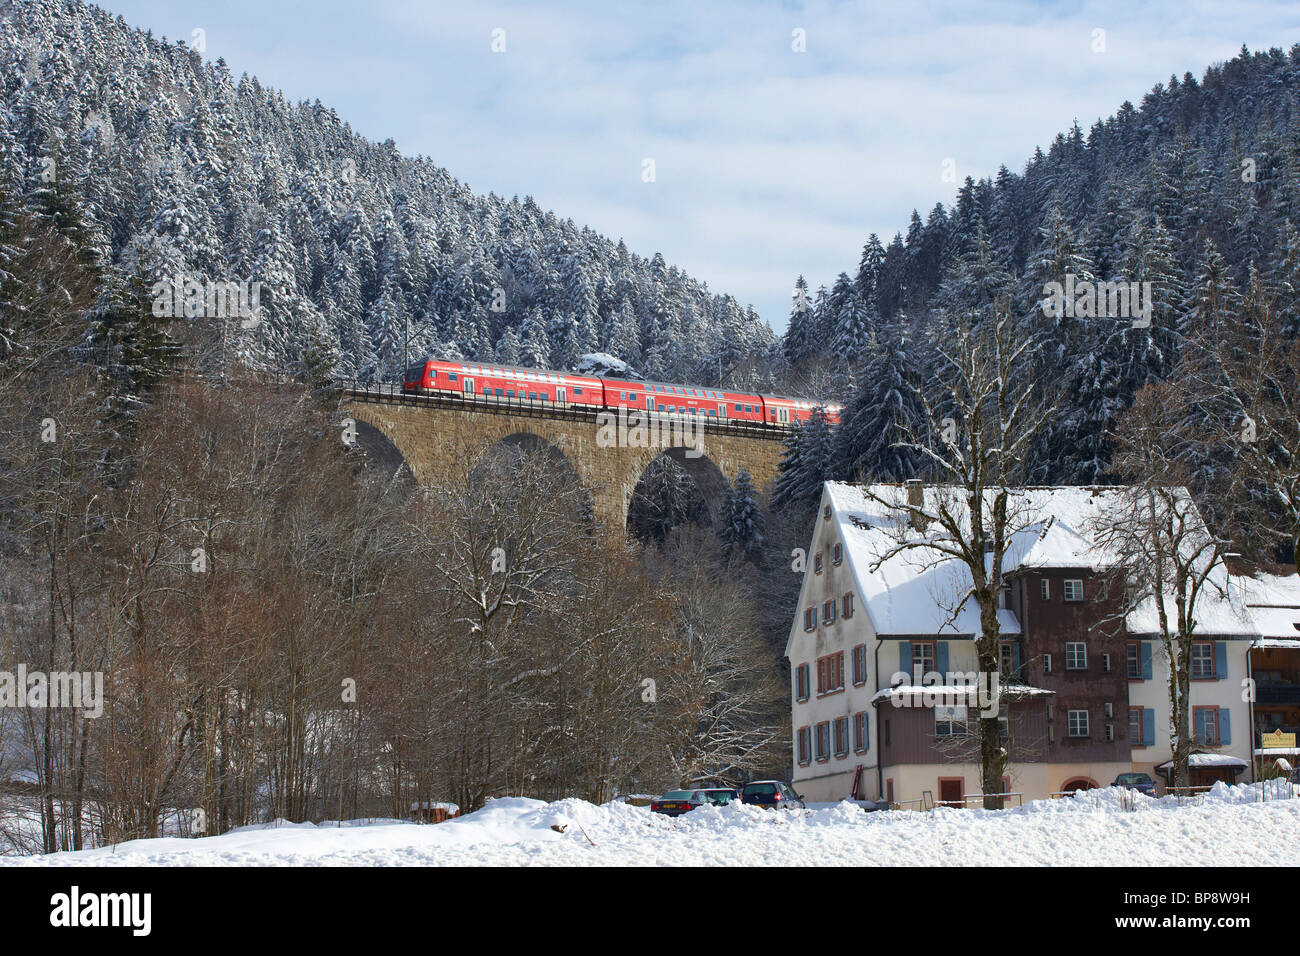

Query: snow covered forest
<box><xmin>779</xmin><ymin>44</ymin><xmax>1300</xmax><ymax>498</ymax></box>
<box><xmin>0</xmin><ymin>0</ymin><xmax>774</xmax><ymax>392</ymax></box>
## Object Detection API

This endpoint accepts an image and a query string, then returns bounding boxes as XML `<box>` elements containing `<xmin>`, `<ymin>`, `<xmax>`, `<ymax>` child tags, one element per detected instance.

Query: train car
<box><xmin>761</xmin><ymin>394</ymin><xmax>843</xmax><ymax>427</ymax></box>
<box><xmin>403</xmin><ymin>359</ymin><xmax>604</xmax><ymax>408</ymax></box>
<box><xmin>600</xmin><ymin>376</ymin><xmax>768</xmax><ymax>424</ymax></box>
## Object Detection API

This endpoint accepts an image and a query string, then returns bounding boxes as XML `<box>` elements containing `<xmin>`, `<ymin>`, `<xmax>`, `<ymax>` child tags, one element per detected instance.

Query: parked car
<box><xmin>650</xmin><ymin>788</ymin><xmax>739</xmax><ymax>816</ymax></box>
<box><xmin>1112</xmin><ymin>772</ymin><xmax>1158</xmax><ymax>796</ymax></box>
<box><xmin>740</xmin><ymin>780</ymin><xmax>805</xmax><ymax>809</ymax></box>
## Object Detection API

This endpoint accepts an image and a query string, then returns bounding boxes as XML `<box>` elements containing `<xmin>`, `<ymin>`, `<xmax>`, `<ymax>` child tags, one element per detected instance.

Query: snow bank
<box><xmin>6</xmin><ymin>784</ymin><xmax>1300</xmax><ymax>867</ymax></box>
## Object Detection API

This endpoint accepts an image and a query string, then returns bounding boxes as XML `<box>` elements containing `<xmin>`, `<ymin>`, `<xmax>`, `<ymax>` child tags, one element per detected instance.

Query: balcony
<box><xmin>1256</xmin><ymin>683</ymin><xmax>1300</xmax><ymax>706</ymax></box>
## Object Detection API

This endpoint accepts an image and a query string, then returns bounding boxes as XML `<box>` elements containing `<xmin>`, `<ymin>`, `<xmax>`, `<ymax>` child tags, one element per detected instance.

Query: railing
<box><xmin>1256</xmin><ymin>684</ymin><xmax>1300</xmax><ymax>705</ymax></box>
<box><xmin>339</xmin><ymin>379</ymin><xmax>792</xmax><ymax>441</ymax></box>
<box><xmin>892</xmin><ymin>791</ymin><xmax>1024</xmax><ymax>811</ymax></box>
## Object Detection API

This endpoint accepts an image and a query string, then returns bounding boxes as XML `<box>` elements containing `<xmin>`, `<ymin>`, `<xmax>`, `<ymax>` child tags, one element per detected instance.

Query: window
<box><xmin>1105</xmin><ymin>724</ymin><xmax>1115</xmax><ymax>742</ymax></box>
<box><xmin>1000</xmin><ymin>642</ymin><xmax>1016</xmax><ymax>678</ymax></box>
<box><xmin>447</xmin><ymin>372</ymin><xmax>457</xmax><ymax>381</ymax></box>
<box><xmin>1191</xmin><ymin>642</ymin><xmax>1215</xmax><ymax>679</ymax></box>
<box><xmin>815</xmin><ymin>722</ymin><xmax>830</xmax><ymax>761</ymax></box>
<box><xmin>833</xmin><ymin>717</ymin><xmax>850</xmax><ymax>757</ymax></box>
<box><xmin>1065</xmin><ymin>642</ymin><xmax>1087</xmax><ymax>670</ymax></box>
<box><xmin>1067</xmin><ymin>709</ymin><xmax>1089</xmax><ymax>738</ymax></box>
<box><xmin>795</xmin><ymin>664</ymin><xmax>810</xmax><ymax>702</ymax></box>
<box><xmin>832</xmin><ymin>542</ymin><xmax>843</xmax><ymax>565</ymax></box>
<box><xmin>911</xmin><ymin>641</ymin><xmax>935</xmax><ymax>679</ymax></box>
<box><xmin>1103</xmin><ymin>653</ymin><xmax>1111</xmax><ymax>673</ymax></box>
<box><xmin>1044</xmin><ymin>653</ymin><xmax>1053</xmax><ymax>675</ymax></box>
<box><xmin>935</xmin><ymin>705</ymin><xmax>967</xmax><ymax>736</ymax></box>
<box><xmin>816</xmin><ymin>653</ymin><xmax>844</xmax><ymax>695</ymax></box>
<box><xmin>822</xmin><ymin>503</ymin><xmax>831</xmax><ymax>520</ymax></box>
<box><xmin>797</xmin><ymin>727</ymin><xmax>811</xmax><ymax>765</ymax></box>
<box><xmin>823</xmin><ymin>598</ymin><xmax>836</xmax><ymax>625</ymax></box>
<box><xmin>803</xmin><ymin>607</ymin><xmax>816</xmax><ymax>632</ymax></box>
<box><xmin>851</xmin><ymin>644</ymin><xmax>867</xmax><ymax>685</ymax></box>
<box><xmin>735</xmin><ymin>403</ymin><xmax>744</xmax><ymax>413</ymax></box>
<box><xmin>1064</xmin><ymin>579</ymin><xmax>1084</xmax><ymax>602</ymax></box>
<box><xmin>853</xmin><ymin>712</ymin><xmax>870</xmax><ymax>753</ymax></box>
<box><xmin>1129</xmin><ymin>708</ymin><xmax>1146</xmax><ymax>746</ymax></box>
<box><xmin>814</xmin><ymin>551</ymin><xmax>823</xmax><ymax>574</ymax></box>
<box><xmin>573</xmin><ymin>386</ymin><xmax>582</xmax><ymax>395</ymax></box>
<box><xmin>843</xmin><ymin>592</ymin><xmax>855</xmax><ymax>619</ymax></box>
<box><xmin>1040</xmin><ymin>578</ymin><xmax>1050</xmax><ymax>600</ymax></box>
<box><xmin>1126</xmin><ymin>643</ymin><xmax>1139</xmax><ymax>678</ymax></box>
<box><xmin>1194</xmin><ymin>706</ymin><xmax>1220</xmax><ymax>746</ymax></box>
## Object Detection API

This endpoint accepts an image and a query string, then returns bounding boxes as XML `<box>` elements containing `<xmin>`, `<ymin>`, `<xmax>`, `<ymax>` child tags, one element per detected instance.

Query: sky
<box><xmin>100</xmin><ymin>0</ymin><xmax>1300</xmax><ymax>332</ymax></box>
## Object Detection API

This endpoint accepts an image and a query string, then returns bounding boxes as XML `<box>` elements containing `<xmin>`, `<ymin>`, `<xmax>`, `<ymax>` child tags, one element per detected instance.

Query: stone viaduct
<box><xmin>343</xmin><ymin>387</ymin><xmax>785</xmax><ymax>532</ymax></box>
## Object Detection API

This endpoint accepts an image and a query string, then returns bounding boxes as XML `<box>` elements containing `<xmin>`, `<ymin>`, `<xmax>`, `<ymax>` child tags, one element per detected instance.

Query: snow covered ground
<box><xmin>5</xmin><ymin>781</ymin><xmax>1299</xmax><ymax>866</ymax></box>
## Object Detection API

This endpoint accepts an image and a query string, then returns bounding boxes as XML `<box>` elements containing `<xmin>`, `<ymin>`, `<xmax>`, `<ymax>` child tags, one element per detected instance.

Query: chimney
<box><xmin>905</xmin><ymin>479</ymin><xmax>925</xmax><ymax>530</ymax></box>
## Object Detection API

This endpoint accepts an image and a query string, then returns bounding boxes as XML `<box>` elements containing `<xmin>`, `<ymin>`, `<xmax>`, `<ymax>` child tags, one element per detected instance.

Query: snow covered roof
<box><xmin>1157</xmin><ymin>754</ymin><xmax>1249</xmax><ymax>770</ymax></box>
<box><xmin>870</xmin><ymin>683</ymin><xmax>1055</xmax><ymax>706</ymax></box>
<box><xmin>1234</xmin><ymin>571</ymin><xmax>1300</xmax><ymax>640</ymax></box>
<box><xmin>823</xmin><ymin>482</ymin><xmax>1258</xmax><ymax>640</ymax></box>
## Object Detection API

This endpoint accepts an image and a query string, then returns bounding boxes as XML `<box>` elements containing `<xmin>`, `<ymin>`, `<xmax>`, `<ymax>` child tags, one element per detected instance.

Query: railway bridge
<box><xmin>343</xmin><ymin>384</ymin><xmax>786</xmax><ymax>531</ymax></box>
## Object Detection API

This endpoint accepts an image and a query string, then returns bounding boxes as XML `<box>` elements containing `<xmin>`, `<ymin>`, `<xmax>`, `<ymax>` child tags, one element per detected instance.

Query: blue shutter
<box><xmin>1140</xmin><ymin>642</ymin><xmax>1153</xmax><ymax>680</ymax></box>
<box><xmin>1142</xmin><ymin>709</ymin><xmax>1155</xmax><ymax>747</ymax></box>
<box><xmin>1219</xmin><ymin>709</ymin><xmax>1231</xmax><ymax>746</ymax></box>
<box><xmin>1214</xmin><ymin>642</ymin><xmax>1228</xmax><ymax>680</ymax></box>
<box><xmin>936</xmin><ymin>642</ymin><xmax>949</xmax><ymax>678</ymax></box>
<box><xmin>899</xmin><ymin>642</ymin><xmax>912</xmax><ymax>680</ymax></box>
<box><xmin>1194</xmin><ymin>710</ymin><xmax>1207</xmax><ymax>745</ymax></box>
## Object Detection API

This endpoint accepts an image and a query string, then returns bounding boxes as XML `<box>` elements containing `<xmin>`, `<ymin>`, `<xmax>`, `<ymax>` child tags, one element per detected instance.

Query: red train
<box><xmin>401</xmin><ymin>359</ymin><xmax>842</xmax><ymax>427</ymax></box>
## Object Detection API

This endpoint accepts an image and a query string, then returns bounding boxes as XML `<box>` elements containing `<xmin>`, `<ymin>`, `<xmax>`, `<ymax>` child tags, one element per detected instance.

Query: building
<box><xmin>786</xmin><ymin>481</ymin><xmax>1259</xmax><ymax>806</ymax></box>
<box><xmin>1237</xmin><ymin>568</ymin><xmax>1300</xmax><ymax>777</ymax></box>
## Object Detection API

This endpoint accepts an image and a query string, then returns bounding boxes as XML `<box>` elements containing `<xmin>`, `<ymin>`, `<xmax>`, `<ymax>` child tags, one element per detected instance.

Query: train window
<box><xmin>483</xmin><ymin>386</ymin><xmax>490</xmax><ymax>395</ymax></box>
<box><xmin>495</xmin><ymin>389</ymin><xmax>503</xmax><ymax>397</ymax></box>
<box><xmin>708</xmin><ymin>410</ymin><xmax>716</xmax><ymax>416</ymax></box>
<box><xmin>528</xmin><ymin>392</ymin><xmax>537</xmax><ymax>400</ymax></box>
<box><xmin>735</xmin><ymin>404</ymin><xmax>743</xmax><ymax>412</ymax></box>
<box><xmin>506</xmin><ymin>390</ymin><xmax>514</xmax><ymax>398</ymax></box>
<box><xmin>573</xmin><ymin>386</ymin><xmax>582</xmax><ymax>395</ymax></box>
<box><xmin>448</xmin><ymin>372</ymin><xmax>457</xmax><ymax>381</ymax></box>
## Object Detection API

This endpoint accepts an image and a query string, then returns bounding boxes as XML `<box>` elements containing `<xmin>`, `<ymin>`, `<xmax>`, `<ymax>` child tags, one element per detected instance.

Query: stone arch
<box><xmin>351</xmin><ymin>418</ymin><xmax>417</xmax><ymax>492</ymax></box>
<box><xmin>470</xmin><ymin>430</ymin><xmax>594</xmax><ymax>522</ymax></box>
<box><xmin>625</xmin><ymin>446</ymin><xmax>730</xmax><ymax>541</ymax></box>
<box><xmin>1060</xmin><ymin>777</ymin><xmax>1099</xmax><ymax>793</ymax></box>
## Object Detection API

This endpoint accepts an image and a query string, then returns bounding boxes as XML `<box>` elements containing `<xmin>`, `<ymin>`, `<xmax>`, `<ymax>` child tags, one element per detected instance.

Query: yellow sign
<box><xmin>1262</xmin><ymin>729</ymin><xmax>1297</xmax><ymax>749</ymax></box>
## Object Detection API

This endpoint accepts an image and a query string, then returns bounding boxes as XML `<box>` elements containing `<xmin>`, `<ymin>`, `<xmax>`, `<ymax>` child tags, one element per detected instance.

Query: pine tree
<box><xmin>719</xmin><ymin>468</ymin><xmax>765</xmax><ymax>563</ymax></box>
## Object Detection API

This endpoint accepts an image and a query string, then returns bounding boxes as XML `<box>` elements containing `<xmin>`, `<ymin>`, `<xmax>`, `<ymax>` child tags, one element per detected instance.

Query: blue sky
<box><xmin>103</xmin><ymin>0</ymin><xmax>1300</xmax><ymax>332</ymax></box>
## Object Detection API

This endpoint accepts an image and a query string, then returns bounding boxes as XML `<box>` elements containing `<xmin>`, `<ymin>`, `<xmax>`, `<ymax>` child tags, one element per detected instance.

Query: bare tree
<box><xmin>861</xmin><ymin>307</ymin><xmax>1056</xmax><ymax>808</ymax></box>
<box><xmin>1092</xmin><ymin>381</ymin><xmax>1235</xmax><ymax>790</ymax></box>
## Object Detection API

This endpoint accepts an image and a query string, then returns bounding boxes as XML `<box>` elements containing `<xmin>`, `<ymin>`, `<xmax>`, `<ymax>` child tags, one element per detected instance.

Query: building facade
<box><xmin>786</xmin><ymin>481</ymin><xmax>1261</xmax><ymax>806</ymax></box>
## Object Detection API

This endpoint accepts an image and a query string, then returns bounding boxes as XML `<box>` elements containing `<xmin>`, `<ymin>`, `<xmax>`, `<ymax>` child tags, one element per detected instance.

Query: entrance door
<box><xmin>463</xmin><ymin>377</ymin><xmax>474</xmax><ymax>398</ymax></box>
<box><xmin>938</xmin><ymin>778</ymin><xmax>964</xmax><ymax>808</ymax></box>
<box><xmin>646</xmin><ymin>396</ymin><xmax>656</xmax><ymax>412</ymax></box>
<box><xmin>556</xmin><ymin>387</ymin><xmax>566</xmax><ymax>406</ymax></box>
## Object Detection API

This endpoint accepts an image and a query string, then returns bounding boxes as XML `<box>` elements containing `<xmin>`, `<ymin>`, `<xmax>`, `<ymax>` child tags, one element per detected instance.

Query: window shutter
<box><xmin>936</xmin><ymin>642</ymin><xmax>949</xmax><ymax>678</ymax></box>
<box><xmin>1142</xmin><ymin>709</ymin><xmax>1155</xmax><ymax>747</ymax></box>
<box><xmin>1194</xmin><ymin>710</ymin><xmax>1207</xmax><ymax>744</ymax></box>
<box><xmin>1140</xmin><ymin>642</ymin><xmax>1153</xmax><ymax>680</ymax></box>
<box><xmin>1214</xmin><ymin>642</ymin><xmax>1228</xmax><ymax>680</ymax></box>
<box><xmin>1219</xmin><ymin>709</ymin><xmax>1231</xmax><ymax>746</ymax></box>
<box><xmin>899</xmin><ymin>642</ymin><xmax>912</xmax><ymax>679</ymax></box>
<box><xmin>1012</xmin><ymin>643</ymin><xmax>1022</xmax><ymax>675</ymax></box>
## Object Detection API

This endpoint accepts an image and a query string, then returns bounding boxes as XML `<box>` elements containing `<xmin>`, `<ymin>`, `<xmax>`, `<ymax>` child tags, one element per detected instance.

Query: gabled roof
<box><xmin>1234</xmin><ymin>571</ymin><xmax>1300</xmax><ymax>641</ymax></box>
<box><xmin>816</xmin><ymin>481</ymin><xmax>1258</xmax><ymax>642</ymax></box>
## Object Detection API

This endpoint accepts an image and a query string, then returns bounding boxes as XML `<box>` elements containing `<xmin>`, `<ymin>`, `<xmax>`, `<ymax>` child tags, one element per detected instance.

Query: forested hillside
<box><xmin>0</xmin><ymin>0</ymin><xmax>773</xmax><ymax>398</ymax></box>
<box><xmin>778</xmin><ymin>43</ymin><xmax>1300</xmax><ymax>497</ymax></box>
